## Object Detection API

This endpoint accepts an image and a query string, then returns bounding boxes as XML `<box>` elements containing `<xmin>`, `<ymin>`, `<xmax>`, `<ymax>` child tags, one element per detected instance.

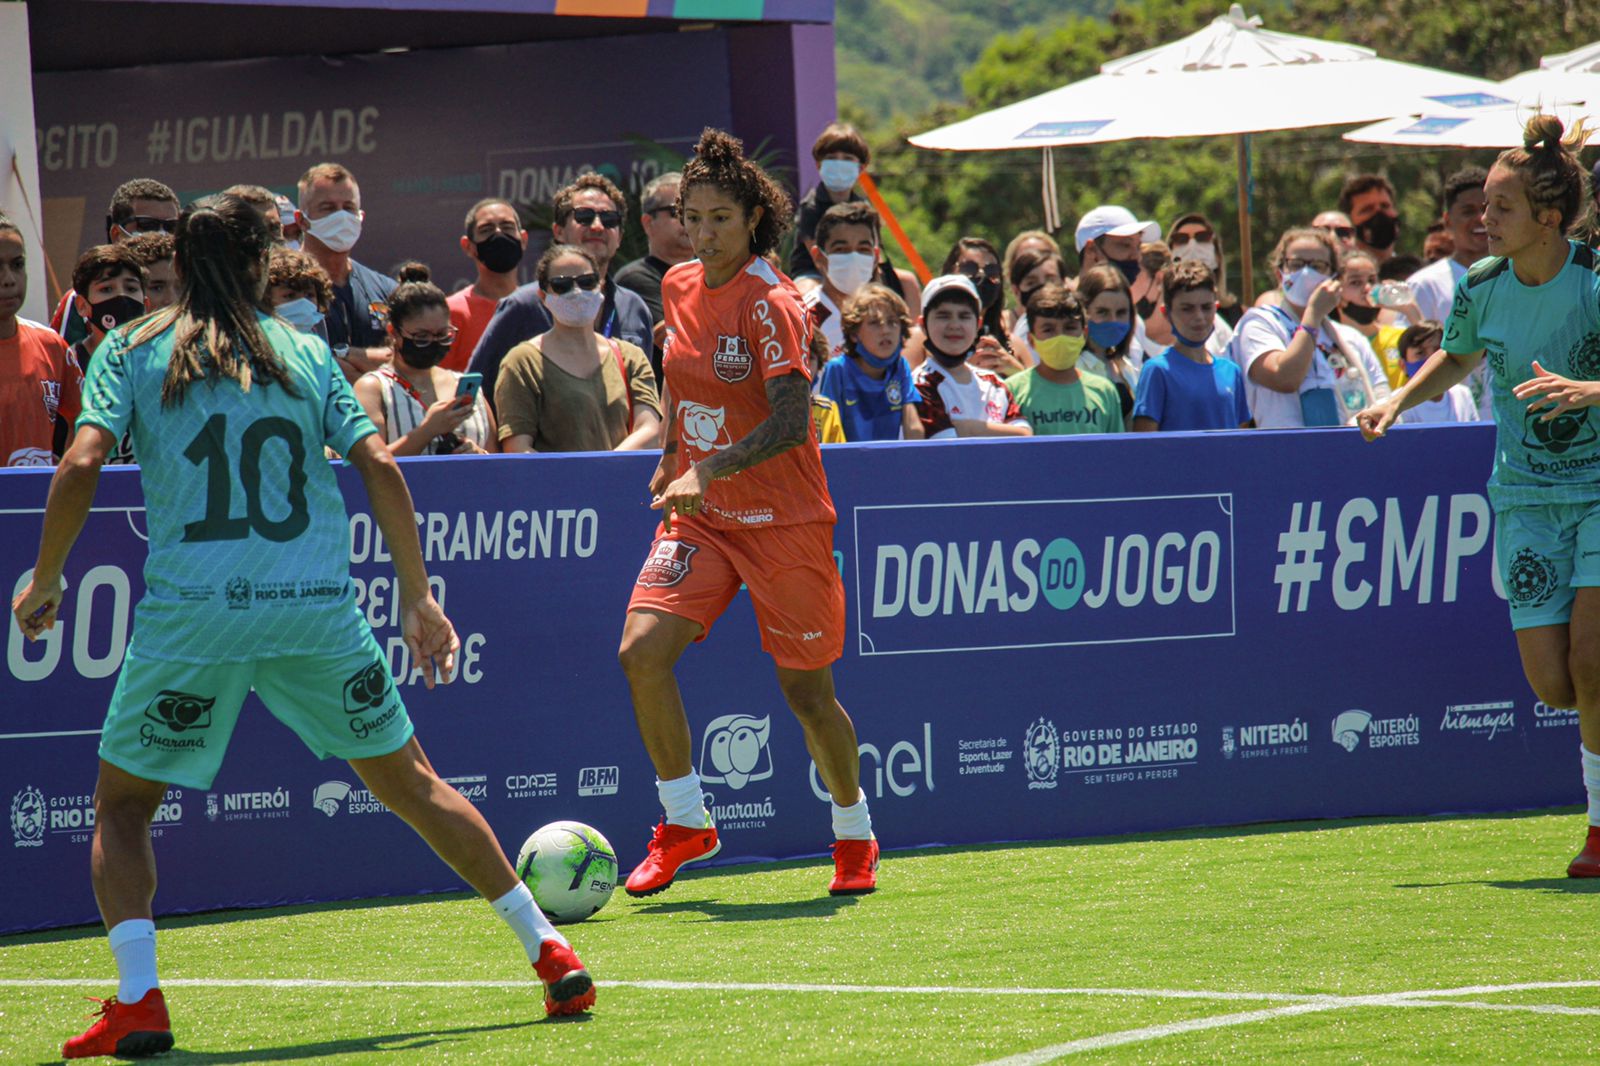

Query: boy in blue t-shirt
<box><xmin>816</xmin><ymin>282</ymin><xmax>925</xmax><ymax>441</ymax></box>
<box><xmin>1132</xmin><ymin>260</ymin><xmax>1252</xmax><ymax>432</ymax></box>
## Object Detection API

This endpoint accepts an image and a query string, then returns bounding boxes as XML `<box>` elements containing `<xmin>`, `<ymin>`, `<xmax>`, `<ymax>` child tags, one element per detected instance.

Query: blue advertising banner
<box><xmin>0</xmin><ymin>425</ymin><xmax>1575</xmax><ymax>935</ymax></box>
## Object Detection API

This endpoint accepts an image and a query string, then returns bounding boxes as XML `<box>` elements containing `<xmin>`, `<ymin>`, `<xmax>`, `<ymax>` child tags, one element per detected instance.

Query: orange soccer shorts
<box><xmin>626</xmin><ymin>518</ymin><xmax>845</xmax><ymax>670</ymax></box>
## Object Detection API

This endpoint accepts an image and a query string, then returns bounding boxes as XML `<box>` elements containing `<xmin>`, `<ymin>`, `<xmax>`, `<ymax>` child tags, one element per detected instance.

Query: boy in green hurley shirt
<box><xmin>1007</xmin><ymin>283</ymin><xmax>1123</xmax><ymax>435</ymax></box>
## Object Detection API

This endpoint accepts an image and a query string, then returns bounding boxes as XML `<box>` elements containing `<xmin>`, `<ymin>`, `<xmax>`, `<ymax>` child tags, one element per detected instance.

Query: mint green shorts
<box><xmin>1495</xmin><ymin>500</ymin><xmax>1600</xmax><ymax>630</ymax></box>
<box><xmin>98</xmin><ymin>632</ymin><xmax>413</xmax><ymax>789</ymax></box>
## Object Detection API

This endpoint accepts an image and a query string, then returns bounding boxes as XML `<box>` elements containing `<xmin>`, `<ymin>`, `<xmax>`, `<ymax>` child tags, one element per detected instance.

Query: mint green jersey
<box><xmin>78</xmin><ymin>313</ymin><xmax>376</xmax><ymax>662</ymax></box>
<box><xmin>1443</xmin><ymin>241</ymin><xmax>1600</xmax><ymax>509</ymax></box>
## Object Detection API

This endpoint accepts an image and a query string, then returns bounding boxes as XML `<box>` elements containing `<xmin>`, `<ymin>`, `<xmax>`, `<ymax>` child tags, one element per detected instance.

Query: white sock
<box><xmin>831</xmin><ymin>789</ymin><xmax>873</xmax><ymax>841</ymax></box>
<box><xmin>108</xmin><ymin>919</ymin><xmax>158</xmax><ymax>1003</ymax></box>
<box><xmin>1582</xmin><ymin>746</ymin><xmax>1600</xmax><ymax>826</ymax></box>
<box><xmin>658</xmin><ymin>772</ymin><xmax>709</xmax><ymax>828</ymax></box>
<box><xmin>491</xmin><ymin>883</ymin><xmax>565</xmax><ymax>962</ymax></box>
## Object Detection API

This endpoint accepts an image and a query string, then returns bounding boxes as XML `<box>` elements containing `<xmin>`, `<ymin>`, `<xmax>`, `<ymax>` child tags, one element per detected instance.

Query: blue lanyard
<box><xmin>602</xmin><ymin>306</ymin><xmax>617</xmax><ymax>339</ymax></box>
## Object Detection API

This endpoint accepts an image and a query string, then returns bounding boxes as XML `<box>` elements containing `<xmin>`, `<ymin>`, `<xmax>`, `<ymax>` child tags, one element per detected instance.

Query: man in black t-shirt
<box><xmin>614</xmin><ymin>172</ymin><xmax>693</xmax><ymax>378</ymax></box>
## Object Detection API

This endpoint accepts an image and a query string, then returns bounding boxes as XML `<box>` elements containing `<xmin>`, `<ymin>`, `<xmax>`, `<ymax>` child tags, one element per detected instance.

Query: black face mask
<box><xmin>1339</xmin><ymin>303</ymin><xmax>1381</xmax><ymax>326</ymax></box>
<box><xmin>1110</xmin><ymin>257</ymin><xmax>1141</xmax><ymax>286</ymax></box>
<box><xmin>88</xmin><ymin>295</ymin><xmax>146</xmax><ymax>333</ymax></box>
<box><xmin>474</xmin><ymin>232</ymin><xmax>524</xmax><ymax>275</ymax></box>
<box><xmin>1356</xmin><ymin>212</ymin><xmax>1399</xmax><ymax>250</ymax></box>
<box><xmin>399</xmin><ymin>337</ymin><xmax>451</xmax><ymax>369</ymax></box>
<box><xmin>1135</xmin><ymin>296</ymin><xmax>1158</xmax><ymax>320</ymax></box>
<box><xmin>924</xmin><ymin>336</ymin><xmax>973</xmax><ymax>368</ymax></box>
<box><xmin>975</xmin><ymin>278</ymin><xmax>1000</xmax><ymax>311</ymax></box>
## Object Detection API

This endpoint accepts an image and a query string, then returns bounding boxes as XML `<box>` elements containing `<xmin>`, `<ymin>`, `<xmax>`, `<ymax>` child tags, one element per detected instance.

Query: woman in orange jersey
<box><xmin>617</xmin><ymin>129</ymin><xmax>878</xmax><ymax>899</ymax></box>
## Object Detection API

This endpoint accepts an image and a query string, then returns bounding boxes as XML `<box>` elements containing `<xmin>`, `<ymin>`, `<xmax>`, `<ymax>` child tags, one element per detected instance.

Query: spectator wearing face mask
<box><xmin>1394</xmin><ymin>321</ymin><xmax>1477</xmax><ymax>425</ymax></box>
<box><xmin>274</xmin><ymin>194</ymin><xmax>302</xmax><ymax>249</ymax></box>
<box><xmin>353</xmin><ymin>281</ymin><xmax>496</xmax><ymax>456</ymax></box>
<box><xmin>911</xmin><ymin>275</ymin><xmax>1030</xmax><ymax>440</ymax></box>
<box><xmin>802</xmin><ymin>202</ymin><xmax>888</xmax><ymax>365</ymax></box>
<box><xmin>1009</xmin><ymin>283</ymin><xmax>1120</xmax><ymax>436</ymax></box>
<box><xmin>1330</xmin><ymin>249</ymin><xmax>1410</xmax><ymax>389</ymax></box>
<box><xmin>1340</xmin><ymin>174</ymin><xmax>1402</xmax><ymax>264</ymax></box>
<box><xmin>267</xmin><ymin>247</ymin><xmax>334</xmax><ymax>342</ymax></box>
<box><xmin>1075</xmin><ymin>265</ymin><xmax>1141</xmax><ymax>421</ymax></box>
<box><xmin>1132</xmin><ymin>261</ymin><xmax>1250</xmax><ymax>433</ymax></box>
<box><xmin>297</xmin><ymin>162</ymin><xmax>396</xmax><ymax>381</ymax></box>
<box><xmin>788</xmin><ymin>123</ymin><xmax>919</xmax><ymax>307</ymax></box>
<box><xmin>469</xmin><ymin>174</ymin><xmax>652</xmax><ymax>411</ymax></box>
<box><xmin>123</xmin><ymin>232</ymin><xmax>177</xmax><ymax>312</ymax></box>
<box><xmin>65</xmin><ymin>245</ymin><xmax>146</xmax><ymax>463</ymax></box>
<box><xmin>816</xmin><ymin>282</ymin><xmax>923</xmax><ymax>442</ymax></box>
<box><xmin>448</xmin><ymin>198</ymin><xmax>527</xmax><ymax>374</ymax></box>
<box><xmin>908</xmin><ymin>237</ymin><xmax>1017</xmax><ymax>376</ymax></box>
<box><xmin>1407</xmin><ymin>167</ymin><xmax>1490</xmax><ymax>325</ymax></box>
<box><xmin>1075</xmin><ymin>205</ymin><xmax>1160</xmax><ymax>286</ymax></box>
<box><xmin>495</xmin><ymin>244</ymin><xmax>660</xmax><ymax>454</ymax></box>
<box><xmin>1167</xmin><ymin>213</ymin><xmax>1242</xmax><ymax>326</ymax></box>
<box><xmin>1003</xmin><ymin>229</ymin><xmax>1064</xmax><ymax>331</ymax></box>
<box><xmin>1005</xmin><ymin>246</ymin><xmax>1067</xmax><ymax>362</ymax></box>
<box><xmin>1235</xmin><ymin>226</ymin><xmax>1389</xmax><ymax>429</ymax></box>
<box><xmin>51</xmin><ymin>178</ymin><xmax>178</xmax><ymax>347</ymax></box>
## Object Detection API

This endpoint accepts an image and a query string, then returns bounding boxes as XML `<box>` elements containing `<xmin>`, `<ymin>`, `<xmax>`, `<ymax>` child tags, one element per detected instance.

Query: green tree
<box><xmin>847</xmin><ymin>0</ymin><xmax>1600</xmax><ymax>299</ymax></box>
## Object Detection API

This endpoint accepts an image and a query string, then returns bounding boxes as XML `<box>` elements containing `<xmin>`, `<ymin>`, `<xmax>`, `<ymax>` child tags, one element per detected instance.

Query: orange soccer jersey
<box><xmin>659</xmin><ymin>256</ymin><xmax>834</xmax><ymax>529</ymax></box>
<box><xmin>0</xmin><ymin>321</ymin><xmax>81</xmax><ymax>467</ymax></box>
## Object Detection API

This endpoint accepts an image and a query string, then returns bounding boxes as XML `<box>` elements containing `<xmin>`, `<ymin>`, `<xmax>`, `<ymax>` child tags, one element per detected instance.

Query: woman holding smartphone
<box><xmin>495</xmin><ymin>244</ymin><xmax>662</xmax><ymax>453</ymax></box>
<box><xmin>353</xmin><ymin>281</ymin><xmax>498</xmax><ymax>455</ymax></box>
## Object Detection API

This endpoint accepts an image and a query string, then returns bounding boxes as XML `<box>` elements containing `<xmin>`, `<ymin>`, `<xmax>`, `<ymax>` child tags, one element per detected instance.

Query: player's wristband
<box><xmin>1293</xmin><ymin>324</ymin><xmax>1315</xmax><ymax>339</ymax></box>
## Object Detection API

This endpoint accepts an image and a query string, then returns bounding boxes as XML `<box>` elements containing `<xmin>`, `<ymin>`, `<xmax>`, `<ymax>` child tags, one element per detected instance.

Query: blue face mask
<box><xmin>854</xmin><ymin>339</ymin><xmax>903</xmax><ymax>371</ymax></box>
<box><xmin>276</xmin><ymin>297</ymin><xmax>324</xmax><ymax>333</ymax></box>
<box><xmin>1404</xmin><ymin>358</ymin><xmax>1428</xmax><ymax>379</ymax></box>
<box><xmin>1173</xmin><ymin>324</ymin><xmax>1214</xmax><ymax>349</ymax></box>
<box><xmin>1087</xmin><ymin>319</ymin><xmax>1131</xmax><ymax>351</ymax></box>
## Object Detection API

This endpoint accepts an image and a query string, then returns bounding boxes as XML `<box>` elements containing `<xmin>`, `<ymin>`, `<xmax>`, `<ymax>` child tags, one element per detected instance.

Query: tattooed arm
<box><xmin>650</xmin><ymin>371</ymin><xmax>811</xmax><ymax>531</ymax></box>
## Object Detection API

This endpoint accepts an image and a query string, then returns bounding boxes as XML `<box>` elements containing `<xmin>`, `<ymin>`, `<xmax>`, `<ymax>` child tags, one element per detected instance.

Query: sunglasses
<box><xmin>570</xmin><ymin>208</ymin><xmax>622</xmax><ymax>230</ymax></box>
<box><xmin>399</xmin><ymin>327</ymin><xmax>458</xmax><ymax>346</ymax></box>
<box><xmin>1169</xmin><ymin>228</ymin><xmax>1214</xmax><ymax>247</ymax></box>
<box><xmin>545</xmin><ymin>272</ymin><xmax>601</xmax><ymax>296</ymax></box>
<box><xmin>957</xmin><ymin>261</ymin><xmax>1002</xmax><ymax>283</ymax></box>
<box><xmin>121</xmin><ymin>216</ymin><xmax>178</xmax><ymax>234</ymax></box>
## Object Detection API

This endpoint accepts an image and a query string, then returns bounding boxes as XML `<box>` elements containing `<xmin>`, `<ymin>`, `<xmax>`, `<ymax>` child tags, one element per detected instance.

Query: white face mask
<box><xmin>546</xmin><ymin>287</ymin><xmax>605</xmax><ymax>328</ymax></box>
<box><xmin>826</xmin><ymin>251</ymin><xmax>876</xmax><ymax>296</ymax></box>
<box><xmin>276</xmin><ymin>297</ymin><xmax>324</xmax><ymax>332</ymax></box>
<box><xmin>1280</xmin><ymin>265</ymin><xmax>1329</xmax><ymax>308</ymax></box>
<box><xmin>1173</xmin><ymin>240</ymin><xmax>1219</xmax><ymax>270</ymax></box>
<box><xmin>818</xmin><ymin>159</ymin><xmax>862</xmax><ymax>192</ymax></box>
<box><xmin>305</xmin><ymin>209</ymin><xmax>363</xmax><ymax>254</ymax></box>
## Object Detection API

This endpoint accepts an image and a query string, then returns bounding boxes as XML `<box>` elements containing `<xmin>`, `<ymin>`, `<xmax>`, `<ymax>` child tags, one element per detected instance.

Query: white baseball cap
<box><xmin>1075</xmin><ymin>205</ymin><xmax>1160</xmax><ymax>253</ymax></box>
<box><xmin>920</xmin><ymin>274</ymin><xmax>982</xmax><ymax>316</ymax></box>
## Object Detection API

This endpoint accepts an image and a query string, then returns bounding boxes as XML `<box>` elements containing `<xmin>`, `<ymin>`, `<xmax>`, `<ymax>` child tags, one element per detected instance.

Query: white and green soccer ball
<box><xmin>515</xmin><ymin>821</ymin><xmax>618</xmax><ymax>924</ymax></box>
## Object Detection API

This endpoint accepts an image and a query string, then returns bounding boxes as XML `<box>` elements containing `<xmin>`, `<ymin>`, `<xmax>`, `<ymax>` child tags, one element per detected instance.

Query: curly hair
<box><xmin>268</xmin><ymin>247</ymin><xmax>333</xmax><ymax>311</ymax></box>
<box><xmin>679</xmin><ymin>128</ymin><xmax>793</xmax><ymax>257</ymax></box>
<box><xmin>1494</xmin><ymin>114</ymin><xmax>1594</xmax><ymax>235</ymax></box>
<box><xmin>107</xmin><ymin>179</ymin><xmax>177</xmax><ymax>228</ymax></box>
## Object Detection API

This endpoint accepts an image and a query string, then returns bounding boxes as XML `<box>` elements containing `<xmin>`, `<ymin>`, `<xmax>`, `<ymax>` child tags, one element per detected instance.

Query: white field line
<box><xmin>976</xmin><ymin>982</ymin><xmax>1600</xmax><ymax>1065</ymax></box>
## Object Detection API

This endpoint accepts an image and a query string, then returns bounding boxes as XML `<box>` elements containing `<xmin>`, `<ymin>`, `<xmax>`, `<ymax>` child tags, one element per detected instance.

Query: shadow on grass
<box><xmin>1396</xmin><ymin>877</ymin><xmax>1600</xmax><ymax>894</ymax></box>
<box><xmin>33</xmin><ymin>1018</ymin><xmax>547</xmax><ymax>1065</ymax></box>
<box><xmin>631</xmin><ymin>894</ymin><xmax>860</xmax><ymax>922</ymax></box>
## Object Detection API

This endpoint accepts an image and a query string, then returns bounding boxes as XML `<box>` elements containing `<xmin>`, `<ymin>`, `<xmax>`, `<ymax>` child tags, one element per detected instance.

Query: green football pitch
<box><xmin>4</xmin><ymin>809</ymin><xmax>1598</xmax><ymax>1064</ymax></box>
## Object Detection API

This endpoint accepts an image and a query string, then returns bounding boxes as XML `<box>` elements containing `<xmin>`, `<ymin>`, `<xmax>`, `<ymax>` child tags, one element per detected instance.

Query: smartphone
<box><xmin>455</xmin><ymin>373</ymin><xmax>482</xmax><ymax>401</ymax></box>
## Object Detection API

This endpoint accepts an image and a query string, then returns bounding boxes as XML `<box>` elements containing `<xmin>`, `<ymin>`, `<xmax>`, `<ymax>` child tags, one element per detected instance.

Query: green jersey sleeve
<box><xmin>1442</xmin><ymin>260</ymin><xmax>1498</xmax><ymax>355</ymax></box>
<box><xmin>321</xmin><ymin>358</ymin><xmax>377</xmax><ymax>456</ymax></box>
<box><xmin>77</xmin><ymin>330</ymin><xmax>135</xmax><ymax>441</ymax></box>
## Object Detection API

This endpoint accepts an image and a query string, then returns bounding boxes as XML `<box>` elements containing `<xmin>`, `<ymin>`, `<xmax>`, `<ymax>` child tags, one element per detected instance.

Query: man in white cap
<box><xmin>1075</xmin><ymin>205</ymin><xmax>1160</xmax><ymax>286</ymax></box>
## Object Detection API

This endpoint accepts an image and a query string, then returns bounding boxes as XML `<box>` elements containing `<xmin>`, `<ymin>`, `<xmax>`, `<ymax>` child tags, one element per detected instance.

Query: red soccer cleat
<box><xmin>1567</xmin><ymin>826</ymin><xmax>1600</xmax><ymax>878</ymax></box>
<box><xmin>533</xmin><ymin>939</ymin><xmax>595</xmax><ymax>1017</ymax></box>
<box><xmin>624</xmin><ymin>818</ymin><xmax>720</xmax><ymax>897</ymax></box>
<box><xmin>62</xmin><ymin>988</ymin><xmax>173</xmax><ymax>1059</ymax></box>
<box><xmin>829</xmin><ymin>838</ymin><xmax>880</xmax><ymax>896</ymax></box>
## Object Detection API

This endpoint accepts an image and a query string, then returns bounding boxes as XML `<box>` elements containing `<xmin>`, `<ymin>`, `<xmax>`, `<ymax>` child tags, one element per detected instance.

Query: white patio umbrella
<box><xmin>909</xmin><ymin>4</ymin><xmax>1499</xmax><ymax>300</ymax></box>
<box><xmin>1344</xmin><ymin>40</ymin><xmax>1600</xmax><ymax>149</ymax></box>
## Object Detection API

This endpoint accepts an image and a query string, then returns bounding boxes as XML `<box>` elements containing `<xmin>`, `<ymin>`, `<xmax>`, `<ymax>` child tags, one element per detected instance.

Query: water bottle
<box><xmin>1371</xmin><ymin>281</ymin><xmax>1414</xmax><ymax>308</ymax></box>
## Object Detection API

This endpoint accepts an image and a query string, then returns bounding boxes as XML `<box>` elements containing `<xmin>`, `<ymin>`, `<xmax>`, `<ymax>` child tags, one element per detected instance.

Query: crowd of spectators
<box><xmin>7</xmin><ymin>118</ymin><xmax>1598</xmax><ymax>469</ymax></box>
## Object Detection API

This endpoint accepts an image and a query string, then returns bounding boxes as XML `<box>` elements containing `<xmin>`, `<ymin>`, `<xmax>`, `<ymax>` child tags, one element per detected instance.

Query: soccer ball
<box><xmin>515</xmin><ymin>821</ymin><xmax>618</xmax><ymax>924</ymax></box>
